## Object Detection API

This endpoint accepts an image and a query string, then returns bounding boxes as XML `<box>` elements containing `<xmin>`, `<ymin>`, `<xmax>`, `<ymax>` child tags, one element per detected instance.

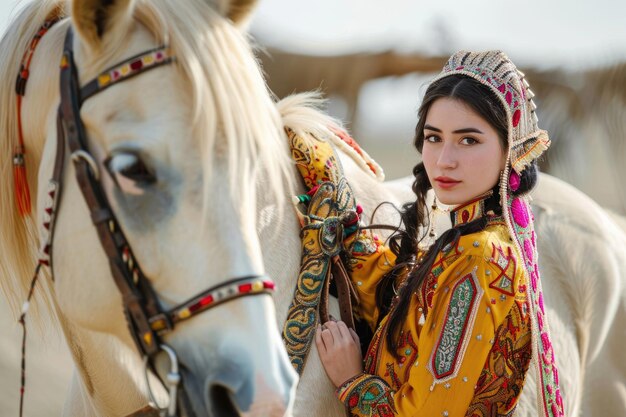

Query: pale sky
<box><xmin>2</xmin><ymin>0</ymin><xmax>625</xmax><ymax>70</ymax></box>
<box><xmin>250</xmin><ymin>0</ymin><xmax>626</xmax><ymax>70</ymax></box>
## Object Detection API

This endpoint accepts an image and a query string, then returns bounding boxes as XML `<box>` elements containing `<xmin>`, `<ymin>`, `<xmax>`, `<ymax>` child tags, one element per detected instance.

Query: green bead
<box><xmin>297</xmin><ymin>194</ymin><xmax>310</xmax><ymax>204</ymax></box>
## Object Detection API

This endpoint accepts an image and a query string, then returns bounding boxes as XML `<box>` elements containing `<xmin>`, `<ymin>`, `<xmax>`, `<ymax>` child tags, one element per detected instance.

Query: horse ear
<box><xmin>224</xmin><ymin>0</ymin><xmax>258</xmax><ymax>26</ymax></box>
<box><xmin>72</xmin><ymin>0</ymin><xmax>135</xmax><ymax>48</ymax></box>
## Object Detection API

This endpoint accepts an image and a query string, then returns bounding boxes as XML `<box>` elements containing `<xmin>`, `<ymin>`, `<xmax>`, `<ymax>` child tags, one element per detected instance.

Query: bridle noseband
<box><xmin>24</xmin><ymin>25</ymin><xmax>276</xmax><ymax>417</ymax></box>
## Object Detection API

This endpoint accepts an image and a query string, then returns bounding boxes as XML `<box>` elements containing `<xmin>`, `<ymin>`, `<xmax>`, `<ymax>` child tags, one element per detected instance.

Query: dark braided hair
<box><xmin>376</xmin><ymin>75</ymin><xmax>538</xmax><ymax>357</ymax></box>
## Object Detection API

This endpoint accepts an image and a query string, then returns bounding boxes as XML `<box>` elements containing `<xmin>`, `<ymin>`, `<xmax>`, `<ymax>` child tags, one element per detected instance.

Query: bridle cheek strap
<box><xmin>54</xmin><ymin>27</ymin><xmax>276</xmax><ymax>359</ymax></box>
<box><xmin>57</xmin><ymin>30</ymin><xmax>161</xmax><ymax>354</ymax></box>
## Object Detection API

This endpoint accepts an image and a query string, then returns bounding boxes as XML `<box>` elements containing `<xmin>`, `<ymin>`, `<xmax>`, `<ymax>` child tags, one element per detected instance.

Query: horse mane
<box><xmin>0</xmin><ymin>1</ymin><xmax>67</xmax><ymax>318</ymax></box>
<box><xmin>277</xmin><ymin>92</ymin><xmax>341</xmax><ymax>143</ymax></box>
<box><xmin>0</xmin><ymin>0</ymin><xmax>308</xmax><ymax>317</ymax></box>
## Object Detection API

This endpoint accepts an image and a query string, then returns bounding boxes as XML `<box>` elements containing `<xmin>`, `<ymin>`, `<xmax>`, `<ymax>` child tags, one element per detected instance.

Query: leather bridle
<box><xmin>39</xmin><ymin>26</ymin><xmax>276</xmax><ymax>416</ymax></box>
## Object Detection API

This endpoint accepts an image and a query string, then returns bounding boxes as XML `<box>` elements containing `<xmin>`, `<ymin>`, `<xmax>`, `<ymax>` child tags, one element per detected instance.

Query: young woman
<box><xmin>314</xmin><ymin>51</ymin><xmax>564</xmax><ymax>417</ymax></box>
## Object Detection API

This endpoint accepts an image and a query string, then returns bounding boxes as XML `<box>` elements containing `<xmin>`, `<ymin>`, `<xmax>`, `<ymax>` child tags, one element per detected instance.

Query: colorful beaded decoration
<box><xmin>431</xmin><ymin>51</ymin><xmax>550</xmax><ymax>175</ymax></box>
<box><xmin>80</xmin><ymin>46</ymin><xmax>173</xmax><ymax>102</ymax></box>
<box><xmin>149</xmin><ymin>277</ymin><xmax>275</xmax><ymax>333</ymax></box>
<box><xmin>14</xmin><ymin>17</ymin><xmax>63</xmax><ymax>417</ymax></box>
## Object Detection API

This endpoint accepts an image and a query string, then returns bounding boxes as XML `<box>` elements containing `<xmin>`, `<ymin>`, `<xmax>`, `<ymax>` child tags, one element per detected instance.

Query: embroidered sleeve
<box><xmin>344</xmin><ymin>230</ymin><xmax>396</xmax><ymax>331</ymax></box>
<box><xmin>336</xmin><ymin>373</ymin><xmax>397</xmax><ymax>417</ymax></box>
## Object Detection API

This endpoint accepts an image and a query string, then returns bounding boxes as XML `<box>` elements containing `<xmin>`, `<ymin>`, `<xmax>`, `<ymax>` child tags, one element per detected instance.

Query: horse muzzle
<box><xmin>151</xmin><ymin>293</ymin><xmax>297</xmax><ymax>417</ymax></box>
<box><xmin>168</xmin><ymin>343</ymin><xmax>296</xmax><ymax>417</ymax></box>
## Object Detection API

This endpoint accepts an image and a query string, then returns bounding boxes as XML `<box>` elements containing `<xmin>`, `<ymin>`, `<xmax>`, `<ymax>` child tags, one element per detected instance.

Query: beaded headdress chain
<box><xmin>431</xmin><ymin>51</ymin><xmax>564</xmax><ymax>417</ymax></box>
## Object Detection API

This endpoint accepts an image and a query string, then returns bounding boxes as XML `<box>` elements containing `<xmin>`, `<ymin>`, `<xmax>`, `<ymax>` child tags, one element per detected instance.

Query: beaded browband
<box><xmin>79</xmin><ymin>45</ymin><xmax>172</xmax><ymax>102</ymax></box>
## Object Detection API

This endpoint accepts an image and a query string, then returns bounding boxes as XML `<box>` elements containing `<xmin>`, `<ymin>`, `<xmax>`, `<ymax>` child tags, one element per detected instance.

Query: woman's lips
<box><xmin>434</xmin><ymin>177</ymin><xmax>461</xmax><ymax>189</ymax></box>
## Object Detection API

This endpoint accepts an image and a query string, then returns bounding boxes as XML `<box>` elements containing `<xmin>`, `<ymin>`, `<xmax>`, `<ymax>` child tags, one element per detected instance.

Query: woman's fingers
<box><xmin>320</xmin><ymin>322</ymin><xmax>335</xmax><ymax>347</ymax></box>
<box><xmin>337</xmin><ymin>322</ymin><xmax>362</xmax><ymax>357</ymax></box>
<box><xmin>325</xmin><ymin>320</ymin><xmax>343</xmax><ymax>342</ymax></box>
<box><xmin>315</xmin><ymin>324</ymin><xmax>326</xmax><ymax>354</ymax></box>
<box><xmin>319</xmin><ymin>320</ymin><xmax>360</xmax><ymax>352</ymax></box>
<box><xmin>348</xmin><ymin>327</ymin><xmax>362</xmax><ymax>356</ymax></box>
<box><xmin>337</xmin><ymin>321</ymin><xmax>353</xmax><ymax>340</ymax></box>
<box><xmin>315</xmin><ymin>321</ymin><xmax>364</xmax><ymax>387</ymax></box>
<box><xmin>349</xmin><ymin>327</ymin><xmax>360</xmax><ymax>345</ymax></box>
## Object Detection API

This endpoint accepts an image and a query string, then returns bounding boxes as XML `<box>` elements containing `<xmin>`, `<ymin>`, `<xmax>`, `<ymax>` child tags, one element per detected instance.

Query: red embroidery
<box><xmin>512</xmin><ymin>109</ymin><xmax>521</xmax><ymax>127</ymax></box>
<box><xmin>488</xmin><ymin>244</ymin><xmax>517</xmax><ymax>296</ymax></box>
<box><xmin>465</xmin><ymin>302</ymin><xmax>532</xmax><ymax>416</ymax></box>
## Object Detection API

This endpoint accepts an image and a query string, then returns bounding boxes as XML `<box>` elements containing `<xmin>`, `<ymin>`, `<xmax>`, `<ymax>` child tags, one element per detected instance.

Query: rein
<box><xmin>16</xmin><ymin>23</ymin><xmax>275</xmax><ymax>417</ymax></box>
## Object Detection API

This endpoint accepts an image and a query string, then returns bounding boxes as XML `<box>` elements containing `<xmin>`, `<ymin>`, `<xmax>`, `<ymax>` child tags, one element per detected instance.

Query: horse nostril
<box><xmin>208</xmin><ymin>385</ymin><xmax>240</xmax><ymax>417</ymax></box>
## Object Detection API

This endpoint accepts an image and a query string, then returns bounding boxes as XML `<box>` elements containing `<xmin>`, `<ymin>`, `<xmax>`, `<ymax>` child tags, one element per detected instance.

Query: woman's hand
<box><xmin>315</xmin><ymin>320</ymin><xmax>363</xmax><ymax>387</ymax></box>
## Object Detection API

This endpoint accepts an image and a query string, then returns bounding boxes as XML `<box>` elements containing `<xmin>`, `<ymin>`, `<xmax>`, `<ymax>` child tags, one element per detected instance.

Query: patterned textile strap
<box><xmin>506</xmin><ymin>195</ymin><xmax>564</xmax><ymax>417</ymax></box>
<box><xmin>330</xmin><ymin>127</ymin><xmax>385</xmax><ymax>181</ymax></box>
<box><xmin>282</xmin><ymin>128</ymin><xmax>359</xmax><ymax>374</ymax></box>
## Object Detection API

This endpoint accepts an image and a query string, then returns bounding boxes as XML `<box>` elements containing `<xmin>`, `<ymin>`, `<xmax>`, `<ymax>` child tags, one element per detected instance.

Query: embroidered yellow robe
<box><xmin>338</xmin><ymin>199</ymin><xmax>532</xmax><ymax>417</ymax></box>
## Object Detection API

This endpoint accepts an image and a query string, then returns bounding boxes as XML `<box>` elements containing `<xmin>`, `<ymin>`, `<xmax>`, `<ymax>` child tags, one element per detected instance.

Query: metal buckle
<box><xmin>71</xmin><ymin>150</ymin><xmax>100</xmax><ymax>180</ymax></box>
<box><xmin>143</xmin><ymin>344</ymin><xmax>180</xmax><ymax>417</ymax></box>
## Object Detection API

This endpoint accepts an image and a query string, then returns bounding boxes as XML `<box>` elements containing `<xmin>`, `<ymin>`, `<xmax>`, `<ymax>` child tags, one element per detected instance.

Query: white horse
<box><xmin>0</xmin><ymin>0</ymin><xmax>299</xmax><ymax>416</ymax></box>
<box><xmin>1</xmin><ymin>1</ymin><xmax>625</xmax><ymax>417</ymax></box>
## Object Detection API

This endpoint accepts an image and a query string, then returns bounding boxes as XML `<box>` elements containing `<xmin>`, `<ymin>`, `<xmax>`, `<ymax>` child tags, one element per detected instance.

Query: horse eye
<box><xmin>106</xmin><ymin>152</ymin><xmax>156</xmax><ymax>194</ymax></box>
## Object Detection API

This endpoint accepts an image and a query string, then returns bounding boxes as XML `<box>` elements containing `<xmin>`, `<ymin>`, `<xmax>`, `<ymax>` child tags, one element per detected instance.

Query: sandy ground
<box><xmin>0</xmin><ymin>300</ymin><xmax>72</xmax><ymax>416</ymax></box>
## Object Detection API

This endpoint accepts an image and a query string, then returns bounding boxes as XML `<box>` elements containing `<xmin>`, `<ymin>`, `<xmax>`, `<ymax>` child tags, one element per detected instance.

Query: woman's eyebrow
<box><xmin>423</xmin><ymin>125</ymin><xmax>484</xmax><ymax>134</ymax></box>
<box><xmin>453</xmin><ymin>127</ymin><xmax>484</xmax><ymax>134</ymax></box>
<box><xmin>424</xmin><ymin>124</ymin><xmax>441</xmax><ymax>132</ymax></box>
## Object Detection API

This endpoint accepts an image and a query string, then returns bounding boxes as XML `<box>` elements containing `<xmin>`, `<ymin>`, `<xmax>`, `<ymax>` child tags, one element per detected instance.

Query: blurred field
<box><xmin>259</xmin><ymin>49</ymin><xmax>626</xmax><ymax>215</ymax></box>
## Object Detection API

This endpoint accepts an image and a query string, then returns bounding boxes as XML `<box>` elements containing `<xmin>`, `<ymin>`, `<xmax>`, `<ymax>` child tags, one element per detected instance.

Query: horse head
<box><xmin>1</xmin><ymin>0</ymin><xmax>296</xmax><ymax>415</ymax></box>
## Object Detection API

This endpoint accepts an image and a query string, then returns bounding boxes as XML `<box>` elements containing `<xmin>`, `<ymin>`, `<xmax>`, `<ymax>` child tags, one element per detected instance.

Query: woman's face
<box><xmin>422</xmin><ymin>97</ymin><xmax>507</xmax><ymax>206</ymax></box>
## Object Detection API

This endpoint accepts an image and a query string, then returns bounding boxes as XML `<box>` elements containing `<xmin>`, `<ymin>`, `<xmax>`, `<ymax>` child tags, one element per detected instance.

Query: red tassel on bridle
<box><xmin>13</xmin><ymin>148</ymin><xmax>32</xmax><ymax>216</ymax></box>
<box><xmin>14</xmin><ymin>91</ymin><xmax>32</xmax><ymax>216</ymax></box>
<box><xmin>13</xmin><ymin>18</ymin><xmax>60</xmax><ymax>217</ymax></box>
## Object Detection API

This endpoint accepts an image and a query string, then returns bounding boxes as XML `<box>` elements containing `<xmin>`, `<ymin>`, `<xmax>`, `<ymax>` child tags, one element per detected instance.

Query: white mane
<box><xmin>277</xmin><ymin>92</ymin><xmax>340</xmax><ymax>141</ymax></box>
<box><xmin>0</xmin><ymin>0</ymin><xmax>66</xmax><ymax>317</ymax></box>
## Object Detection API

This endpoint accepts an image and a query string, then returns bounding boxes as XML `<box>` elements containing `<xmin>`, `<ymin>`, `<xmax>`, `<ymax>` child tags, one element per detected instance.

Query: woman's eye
<box><xmin>425</xmin><ymin>135</ymin><xmax>440</xmax><ymax>143</ymax></box>
<box><xmin>106</xmin><ymin>152</ymin><xmax>156</xmax><ymax>195</ymax></box>
<box><xmin>460</xmin><ymin>137</ymin><xmax>478</xmax><ymax>145</ymax></box>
